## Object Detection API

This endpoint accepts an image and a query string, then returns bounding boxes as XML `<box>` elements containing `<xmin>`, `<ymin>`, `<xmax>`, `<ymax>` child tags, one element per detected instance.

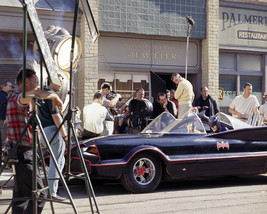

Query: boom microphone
<box><xmin>186</xmin><ymin>16</ymin><xmax>195</xmax><ymax>26</ymax></box>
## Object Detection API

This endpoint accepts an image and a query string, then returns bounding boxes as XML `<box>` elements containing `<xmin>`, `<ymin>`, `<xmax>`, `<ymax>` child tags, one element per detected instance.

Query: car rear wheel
<box><xmin>121</xmin><ymin>153</ymin><xmax>162</xmax><ymax>193</ymax></box>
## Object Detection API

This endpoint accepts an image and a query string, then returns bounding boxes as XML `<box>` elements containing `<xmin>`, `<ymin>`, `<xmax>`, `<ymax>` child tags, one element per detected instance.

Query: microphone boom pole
<box><xmin>185</xmin><ymin>16</ymin><xmax>195</xmax><ymax>80</ymax></box>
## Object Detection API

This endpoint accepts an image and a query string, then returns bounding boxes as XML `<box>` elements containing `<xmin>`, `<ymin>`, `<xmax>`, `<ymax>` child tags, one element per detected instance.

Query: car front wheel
<box><xmin>121</xmin><ymin>153</ymin><xmax>162</xmax><ymax>193</ymax></box>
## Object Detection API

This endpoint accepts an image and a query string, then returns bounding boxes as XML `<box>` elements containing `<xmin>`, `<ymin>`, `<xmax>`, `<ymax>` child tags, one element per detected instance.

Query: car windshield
<box><xmin>141</xmin><ymin>112</ymin><xmax>206</xmax><ymax>134</ymax></box>
<box><xmin>166</xmin><ymin>112</ymin><xmax>206</xmax><ymax>134</ymax></box>
<box><xmin>141</xmin><ymin>112</ymin><xmax>176</xmax><ymax>134</ymax></box>
<box><xmin>216</xmin><ymin>112</ymin><xmax>252</xmax><ymax>129</ymax></box>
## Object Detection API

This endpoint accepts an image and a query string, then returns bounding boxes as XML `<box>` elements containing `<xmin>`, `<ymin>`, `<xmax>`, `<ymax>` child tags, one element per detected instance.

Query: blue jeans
<box><xmin>42</xmin><ymin>125</ymin><xmax>65</xmax><ymax>195</ymax></box>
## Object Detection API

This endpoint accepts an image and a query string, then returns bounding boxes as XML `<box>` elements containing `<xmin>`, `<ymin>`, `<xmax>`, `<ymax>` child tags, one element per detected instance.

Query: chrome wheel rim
<box><xmin>132</xmin><ymin>158</ymin><xmax>156</xmax><ymax>185</ymax></box>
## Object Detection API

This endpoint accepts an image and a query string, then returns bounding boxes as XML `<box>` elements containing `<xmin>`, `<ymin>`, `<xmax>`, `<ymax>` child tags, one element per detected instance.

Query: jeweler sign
<box><xmin>220</xmin><ymin>7</ymin><xmax>267</xmax><ymax>48</ymax></box>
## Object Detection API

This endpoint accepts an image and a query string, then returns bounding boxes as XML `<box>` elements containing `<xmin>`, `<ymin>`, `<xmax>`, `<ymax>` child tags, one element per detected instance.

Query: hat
<box><xmin>263</xmin><ymin>92</ymin><xmax>267</xmax><ymax>97</ymax></box>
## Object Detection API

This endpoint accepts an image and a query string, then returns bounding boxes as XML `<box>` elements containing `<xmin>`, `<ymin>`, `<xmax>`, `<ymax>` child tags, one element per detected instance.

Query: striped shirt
<box><xmin>6</xmin><ymin>92</ymin><xmax>33</xmax><ymax>146</ymax></box>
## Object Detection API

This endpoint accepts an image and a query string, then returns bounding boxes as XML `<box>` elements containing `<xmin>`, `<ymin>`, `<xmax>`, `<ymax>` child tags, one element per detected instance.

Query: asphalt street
<box><xmin>1</xmin><ymin>169</ymin><xmax>267</xmax><ymax>214</ymax></box>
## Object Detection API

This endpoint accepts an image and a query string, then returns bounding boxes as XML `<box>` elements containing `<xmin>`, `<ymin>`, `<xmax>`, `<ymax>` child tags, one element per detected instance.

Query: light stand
<box><xmin>63</xmin><ymin>0</ymin><xmax>100</xmax><ymax>212</ymax></box>
<box><xmin>0</xmin><ymin>0</ymin><xmax>100</xmax><ymax>213</ymax></box>
<box><xmin>0</xmin><ymin>1</ymin><xmax>79</xmax><ymax>213</ymax></box>
<box><xmin>185</xmin><ymin>16</ymin><xmax>195</xmax><ymax>80</ymax></box>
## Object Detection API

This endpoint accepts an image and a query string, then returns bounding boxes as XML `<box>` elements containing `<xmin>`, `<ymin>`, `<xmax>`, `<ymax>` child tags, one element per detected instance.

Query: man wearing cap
<box><xmin>259</xmin><ymin>92</ymin><xmax>267</xmax><ymax>124</ymax></box>
<box><xmin>229</xmin><ymin>83</ymin><xmax>259</xmax><ymax>121</ymax></box>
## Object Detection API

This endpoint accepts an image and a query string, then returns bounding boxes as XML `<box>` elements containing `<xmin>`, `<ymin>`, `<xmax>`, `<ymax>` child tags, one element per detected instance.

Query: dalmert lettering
<box><xmin>222</xmin><ymin>11</ymin><xmax>267</xmax><ymax>31</ymax></box>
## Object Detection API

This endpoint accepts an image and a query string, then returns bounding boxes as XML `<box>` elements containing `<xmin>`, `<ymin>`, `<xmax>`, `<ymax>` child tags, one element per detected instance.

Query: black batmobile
<box><xmin>58</xmin><ymin>112</ymin><xmax>267</xmax><ymax>193</ymax></box>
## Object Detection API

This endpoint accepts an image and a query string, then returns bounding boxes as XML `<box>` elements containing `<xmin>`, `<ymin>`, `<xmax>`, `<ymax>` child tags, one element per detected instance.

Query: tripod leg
<box><xmin>0</xmin><ymin>174</ymin><xmax>13</xmax><ymax>188</ymax></box>
<box><xmin>37</xmin><ymin>137</ymin><xmax>55</xmax><ymax>214</ymax></box>
<box><xmin>70</xmin><ymin>122</ymin><xmax>100</xmax><ymax>214</ymax></box>
<box><xmin>36</xmin><ymin>115</ymin><xmax>79</xmax><ymax>214</ymax></box>
<box><xmin>32</xmin><ymin>110</ymin><xmax>38</xmax><ymax>214</ymax></box>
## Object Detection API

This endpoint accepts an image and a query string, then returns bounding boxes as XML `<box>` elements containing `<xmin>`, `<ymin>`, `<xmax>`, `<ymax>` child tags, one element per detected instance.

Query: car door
<box><xmin>195</xmin><ymin>136</ymin><xmax>251</xmax><ymax>177</ymax></box>
<box><xmin>157</xmin><ymin>134</ymin><xmax>200</xmax><ymax>179</ymax></box>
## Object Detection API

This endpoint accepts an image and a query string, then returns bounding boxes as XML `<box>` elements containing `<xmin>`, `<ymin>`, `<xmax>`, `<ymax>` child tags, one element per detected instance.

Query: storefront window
<box><xmin>240</xmin><ymin>76</ymin><xmax>262</xmax><ymax>104</ymax></box>
<box><xmin>219</xmin><ymin>53</ymin><xmax>236</xmax><ymax>70</ymax></box>
<box><xmin>219</xmin><ymin>75</ymin><xmax>236</xmax><ymax>113</ymax></box>
<box><xmin>98</xmin><ymin>72</ymin><xmax>150</xmax><ymax>108</ymax></box>
<box><xmin>0</xmin><ymin>33</ymin><xmax>33</xmax><ymax>83</ymax></box>
<box><xmin>239</xmin><ymin>54</ymin><xmax>261</xmax><ymax>71</ymax></box>
<box><xmin>219</xmin><ymin>52</ymin><xmax>264</xmax><ymax>114</ymax></box>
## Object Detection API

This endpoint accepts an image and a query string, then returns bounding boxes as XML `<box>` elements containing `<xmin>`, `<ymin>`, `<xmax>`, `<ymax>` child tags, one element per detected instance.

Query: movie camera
<box><xmin>126</xmin><ymin>99</ymin><xmax>153</xmax><ymax>131</ymax></box>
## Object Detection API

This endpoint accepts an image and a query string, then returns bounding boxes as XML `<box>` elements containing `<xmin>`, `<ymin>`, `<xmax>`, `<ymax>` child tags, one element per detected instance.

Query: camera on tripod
<box><xmin>126</xmin><ymin>99</ymin><xmax>153</xmax><ymax>131</ymax></box>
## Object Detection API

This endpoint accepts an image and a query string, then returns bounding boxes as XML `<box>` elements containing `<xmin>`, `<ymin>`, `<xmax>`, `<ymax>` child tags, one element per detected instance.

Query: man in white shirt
<box><xmin>259</xmin><ymin>91</ymin><xmax>267</xmax><ymax>124</ymax></box>
<box><xmin>229</xmin><ymin>83</ymin><xmax>259</xmax><ymax>121</ymax></box>
<box><xmin>82</xmin><ymin>92</ymin><xmax>111</xmax><ymax>139</ymax></box>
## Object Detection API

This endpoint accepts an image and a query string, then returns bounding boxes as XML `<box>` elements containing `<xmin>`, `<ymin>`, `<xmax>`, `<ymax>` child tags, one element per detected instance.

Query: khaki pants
<box><xmin>178</xmin><ymin>104</ymin><xmax>192</xmax><ymax>120</ymax></box>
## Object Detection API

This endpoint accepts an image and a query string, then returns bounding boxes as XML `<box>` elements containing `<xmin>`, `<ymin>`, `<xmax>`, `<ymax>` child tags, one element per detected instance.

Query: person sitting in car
<box><xmin>208</xmin><ymin>115</ymin><xmax>228</xmax><ymax>133</ymax></box>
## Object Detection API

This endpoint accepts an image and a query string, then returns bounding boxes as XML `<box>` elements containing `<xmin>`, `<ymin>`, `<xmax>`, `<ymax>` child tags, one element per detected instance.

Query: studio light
<box><xmin>34</xmin><ymin>25</ymin><xmax>82</xmax><ymax>71</ymax></box>
<box><xmin>27</xmin><ymin>59</ymin><xmax>70</xmax><ymax>112</ymax></box>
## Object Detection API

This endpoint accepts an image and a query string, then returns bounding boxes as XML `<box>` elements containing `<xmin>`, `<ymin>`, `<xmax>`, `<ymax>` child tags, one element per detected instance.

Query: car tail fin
<box><xmin>206</xmin><ymin>126</ymin><xmax>267</xmax><ymax>141</ymax></box>
<box><xmin>86</xmin><ymin>145</ymin><xmax>99</xmax><ymax>155</ymax></box>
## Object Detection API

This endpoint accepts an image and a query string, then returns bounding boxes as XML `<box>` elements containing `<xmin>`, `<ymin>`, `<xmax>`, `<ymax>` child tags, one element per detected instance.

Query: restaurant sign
<box><xmin>220</xmin><ymin>6</ymin><xmax>267</xmax><ymax>48</ymax></box>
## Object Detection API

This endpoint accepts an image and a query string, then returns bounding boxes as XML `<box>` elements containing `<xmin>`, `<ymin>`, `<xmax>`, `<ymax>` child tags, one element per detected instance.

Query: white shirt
<box><xmin>83</xmin><ymin>102</ymin><xmax>108</xmax><ymax>134</ymax></box>
<box><xmin>259</xmin><ymin>103</ymin><xmax>267</xmax><ymax>120</ymax></box>
<box><xmin>230</xmin><ymin>94</ymin><xmax>260</xmax><ymax>119</ymax></box>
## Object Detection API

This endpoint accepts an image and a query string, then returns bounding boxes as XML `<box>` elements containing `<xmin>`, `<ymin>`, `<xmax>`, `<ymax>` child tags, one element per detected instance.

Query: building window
<box><xmin>98</xmin><ymin>72</ymin><xmax>150</xmax><ymax>108</ymax></box>
<box><xmin>239</xmin><ymin>54</ymin><xmax>261</xmax><ymax>71</ymax></box>
<box><xmin>219</xmin><ymin>52</ymin><xmax>263</xmax><ymax>114</ymax></box>
<box><xmin>240</xmin><ymin>76</ymin><xmax>262</xmax><ymax>102</ymax></box>
<box><xmin>219</xmin><ymin>75</ymin><xmax>237</xmax><ymax>114</ymax></box>
<box><xmin>219</xmin><ymin>53</ymin><xmax>236</xmax><ymax>70</ymax></box>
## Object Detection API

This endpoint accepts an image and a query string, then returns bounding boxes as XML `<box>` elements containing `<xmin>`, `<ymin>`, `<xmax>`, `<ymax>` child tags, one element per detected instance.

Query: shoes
<box><xmin>51</xmin><ymin>194</ymin><xmax>66</xmax><ymax>201</ymax></box>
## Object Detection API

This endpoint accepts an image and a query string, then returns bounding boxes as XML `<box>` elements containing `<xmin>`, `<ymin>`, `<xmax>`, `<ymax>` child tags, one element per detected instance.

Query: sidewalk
<box><xmin>0</xmin><ymin>168</ymin><xmax>13</xmax><ymax>191</ymax></box>
<box><xmin>0</xmin><ymin>168</ymin><xmax>13</xmax><ymax>213</ymax></box>
<box><xmin>0</xmin><ymin>168</ymin><xmax>99</xmax><ymax>214</ymax></box>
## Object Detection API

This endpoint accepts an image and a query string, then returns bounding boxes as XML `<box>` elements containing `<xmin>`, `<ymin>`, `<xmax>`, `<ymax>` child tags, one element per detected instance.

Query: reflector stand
<box><xmin>22</xmin><ymin>0</ymin><xmax>61</xmax><ymax>86</ymax></box>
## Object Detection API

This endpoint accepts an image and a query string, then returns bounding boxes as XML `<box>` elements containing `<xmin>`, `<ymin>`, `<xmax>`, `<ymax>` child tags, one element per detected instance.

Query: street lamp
<box><xmin>185</xmin><ymin>16</ymin><xmax>195</xmax><ymax>80</ymax></box>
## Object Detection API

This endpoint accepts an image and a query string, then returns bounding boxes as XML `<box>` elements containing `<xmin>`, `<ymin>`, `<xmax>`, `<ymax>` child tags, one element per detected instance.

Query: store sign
<box><xmin>99</xmin><ymin>37</ymin><xmax>199</xmax><ymax>68</ymax></box>
<box><xmin>218</xmin><ymin>88</ymin><xmax>237</xmax><ymax>107</ymax></box>
<box><xmin>220</xmin><ymin>7</ymin><xmax>267</xmax><ymax>48</ymax></box>
<box><xmin>218</xmin><ymin>87</ymin><xmax>224</xmax><ymax>100</ymax></box>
